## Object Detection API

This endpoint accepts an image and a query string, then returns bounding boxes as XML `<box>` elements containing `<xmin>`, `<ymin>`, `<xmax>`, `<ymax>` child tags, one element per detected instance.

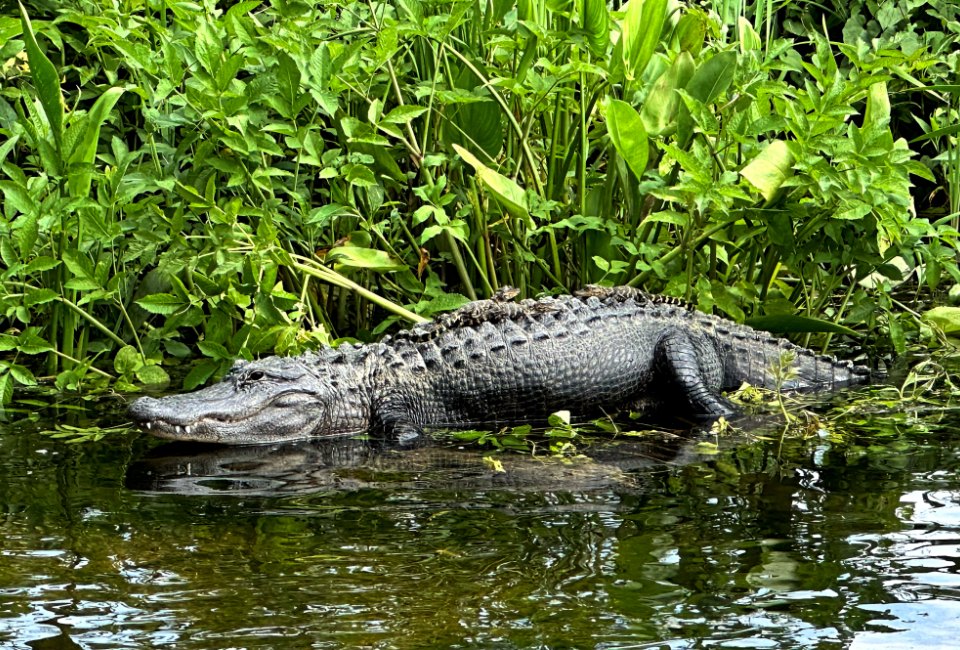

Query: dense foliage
<box><xmin>0</xmin><ymin>0</ymin><xmax>958</xmax><ymax>401</ymax></box>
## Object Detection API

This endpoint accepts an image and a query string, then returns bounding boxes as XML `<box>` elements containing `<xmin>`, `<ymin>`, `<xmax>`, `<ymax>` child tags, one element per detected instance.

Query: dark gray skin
<box><xmin>128</xmin><ymin>286</ymin><xmax>871</xmax><ymax>445</ymax></box>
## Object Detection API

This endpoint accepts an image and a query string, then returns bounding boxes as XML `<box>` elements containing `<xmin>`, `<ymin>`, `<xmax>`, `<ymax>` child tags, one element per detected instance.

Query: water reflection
<box><xmin>3</xmin><ymin>400</ymin><xmax>960</xmax><ymax>648</ymax></box>
<box><xmin>124</xmin><ymin>434</ymin><xmax>712</xmax><ymax>498</ymax></box>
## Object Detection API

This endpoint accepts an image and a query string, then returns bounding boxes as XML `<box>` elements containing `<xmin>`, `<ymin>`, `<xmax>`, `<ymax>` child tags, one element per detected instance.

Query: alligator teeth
<box><xmin>145</xmin><ymin>422</ymin><xmax>152</xmax><ymax>430</ymax></box>
<box><xmin>175</xmin><ymin>425</ymin><xmax>183</xmax><ymax>434</ymax></box>
<box><xmin>184</xmin><ymin>425</ymin><xmax>193</xmax><ymax>435</ymax></box>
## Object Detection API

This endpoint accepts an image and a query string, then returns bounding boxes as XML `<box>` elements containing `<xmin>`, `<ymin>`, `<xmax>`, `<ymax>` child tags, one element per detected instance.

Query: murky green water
<box><xmin>2</xmin><ymin>396</ymin><xmax>960</xmax><ymax>649</ymax></box>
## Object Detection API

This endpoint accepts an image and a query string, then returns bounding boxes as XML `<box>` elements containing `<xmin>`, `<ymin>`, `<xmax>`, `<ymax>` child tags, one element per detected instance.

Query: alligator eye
<box><xmin>248</xmin><ymin>370</ymin><xmax>265</xmax><ymax>381</ymax></box>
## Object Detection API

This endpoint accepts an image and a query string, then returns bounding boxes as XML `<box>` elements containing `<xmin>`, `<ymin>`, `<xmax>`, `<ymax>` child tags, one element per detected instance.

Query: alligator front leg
<box><xmin>655</xmin><ymin>330</ymin><xmax>737</xmax><ymax>417</ymax></box>
<box><xmin>369</xmin><ymin>390</ymin><xmax>425</xmax><ymax>443</ymax></box>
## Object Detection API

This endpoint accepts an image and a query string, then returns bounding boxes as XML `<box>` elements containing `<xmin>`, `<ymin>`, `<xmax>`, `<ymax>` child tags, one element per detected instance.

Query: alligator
<box><xmin>127</xmin><ymin>285</ymin><xmax>871</xmax><ymax>445</ymax></box>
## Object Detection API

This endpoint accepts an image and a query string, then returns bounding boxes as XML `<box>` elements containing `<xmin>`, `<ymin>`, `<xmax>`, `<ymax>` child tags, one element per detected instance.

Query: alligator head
<box><xmin>127</xmin><ymin>356</ymin><xmax>370</xmax><ymax>444</ymax></box>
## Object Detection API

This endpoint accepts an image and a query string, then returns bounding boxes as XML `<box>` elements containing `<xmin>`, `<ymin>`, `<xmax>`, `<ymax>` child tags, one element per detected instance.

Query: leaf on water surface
<box><xmin>483</xmin><ymin>456</ymin><xmax>506</xmax><ymax>473</ymax></box>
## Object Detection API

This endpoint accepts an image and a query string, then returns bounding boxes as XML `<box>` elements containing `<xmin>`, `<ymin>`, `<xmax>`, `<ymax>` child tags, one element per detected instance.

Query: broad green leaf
<box><xmin>67</xmin><ymin>87</ymin><xmax>124</xmax><ymax>198</ymax></box>
<box><xmin>833</xmin><ymin>202</ymin><xmax>872</xmax><ymax>221</ymax></box>
<box><xmin>15</xmin><ymin>211</ymin><xmax>38</xmax><ymax>258</ymax></box>
<box><xmin>197</xmin><ymin>341</ymin><xmax>232</xmax><ymax>360</ymax></box>
<box><xmin>738</xmin><ymin>17</ymin><xmax>761</xmax><ymax>52</ymax></box>
<box><xmin>442</xmin><ymin>66</ymin><xmax>504</xmax><ymax>160</ymax></box>
<box><xmin>136</xmin><ymin>293</ymin><xmax>186</xmax><ymax>315</ymax></box>
<box><xmin>744</xmin><ymin>314</ymin><xmax>859</xmax><ymax>337</ymax></box>
<box><xmin>194</xmin><ymin>20</ymin><xmax>222</xmax><ymax>75</ymax></box>
<box><xmin>581</xmin><ymin>0</ymin><xmax>609</xmax><ymax>56</ymax></box>
<box><xmin>24</xmin><ymin>288</ymin><xmax>58</xmax><ymax>307</ymax></box>
<box><xmin>163</xmin><ymin>340</ymin><xmax>192</xmax><ymax>358</ymax></box>
<box><xmin>23</xmin><ymin>256</ymin><xmax>61</xmax><ymax>274</ymax></box>
<box><xmin>19</xmin><ymin>2</ymin><xmax>63</xmax><ymax>152</ymax></box>
<box><xmin>740</xmin><ymin>140</ymin><xmax>794</xmax><ymax>201</ymax></box>
<box><xmin>620</xmin><ymin>0</ymin><xmax>668</xmax><ymax>82</ymax></box>
<box><xmin>0</xmin><ymin>180</ymin><xmax>38</xmax><ymax>216</ymax></box>
<box><xmin>453</xmin><ymin>144</ymin><xmax>529</xmax><ymax>221</ymax></box>
<box><xmin>383</xmin><ymin>105</ymin><xmax>428</xmax><ymax>125</ymax></box>
<box><xmin>114</xmin><ymin>345</ymin><xmax>143</xmax><ymax>375</ymax></box>
<box><xmin>675</xmin><ymin>9</ymin><xmax>706</xmax><ymax>55</ymax></box>
<box><xmin>605</xmin><ymin>99</ymin><xmax>649</xmax><ymax>180</ymax></box>
<box><xmin>8</xmin><ymin>363</ymin><xmax>36</xmax><ymax>386</ymax></box>
<box><xmin>327</xmin><ymin>246</ymin><xmax>406</xmax><ymax>272</ymax></box>
<box><xmin>641</xmin><ymin>51</ymin><xmax>694</xmax><ymax>136</ymax></box>
<box><xmin>136</xmin><ymin>364</ymin><xmax>170</xmax><ymax>387</ymax></box>
<box><xmin>416</xmin><ymin>293</ymin><xmax>472</xmax><ymax>317</ymax></box>
<box><xmin>864</xmin><ymin>81</ymin><xmax>890</xmax><ymax>129</ymax></box>
<box><xmin>922</xmin><ymin>307</ymin><xmax>960</xmax><ymax>335</ymax></box>
<box><xmin>686</xmin><ymin>50</ymin><xmax>737</xmax><ymax>105</ymax></box>
<box><xmin>60</xmin><ymin>250</ymin><xmax>96</xmax><ymax>284</ymax></box>
<box><xmin>0</xmin><ymin>372</ymin><xmax>11</xmax><ymax>406</ymax></box>
<box><xmin>16</xmin><ymin>331</ymin><xmax>51</xmax><ymax>354</ymax></box>
<box><xmin>0</xmin><ymin>16</ymin><xmax>20</xmax><ymax>43</ymax></box>
<box><xmin>592</xmin><ymin>256</ymin><xmax>610</xmax><ymax>272</ymax></box>
<box><xmin>183</xmin><ymin>359</ymin><xmax>222</xmax><ymax>391</ymax></box>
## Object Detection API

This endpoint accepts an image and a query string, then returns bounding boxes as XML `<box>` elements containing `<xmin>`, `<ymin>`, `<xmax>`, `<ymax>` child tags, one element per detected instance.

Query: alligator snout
<box><xmin>127</xmin><ymin>395</ymin><xmax>163</xmax><ymax>423</ymax></box>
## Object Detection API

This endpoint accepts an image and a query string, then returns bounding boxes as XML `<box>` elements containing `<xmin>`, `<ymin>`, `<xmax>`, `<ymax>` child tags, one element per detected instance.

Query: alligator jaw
<box><xmin>127</xmin><ymin>389</ymin><xmax>326</xmax><ymax>444</ymax></box>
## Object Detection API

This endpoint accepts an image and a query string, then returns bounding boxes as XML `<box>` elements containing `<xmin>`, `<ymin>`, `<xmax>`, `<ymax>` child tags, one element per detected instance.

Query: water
<box><xmin>2</xmin><ymin>395</ymin><xmax>960</xmax><ymax>648</ymax></box>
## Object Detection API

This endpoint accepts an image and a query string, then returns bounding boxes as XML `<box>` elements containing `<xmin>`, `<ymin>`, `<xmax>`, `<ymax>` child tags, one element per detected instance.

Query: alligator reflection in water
<box><xmin>125</xmin><ymin>434</ymin><xmax>725</xmax><ymax>497</ymax></box>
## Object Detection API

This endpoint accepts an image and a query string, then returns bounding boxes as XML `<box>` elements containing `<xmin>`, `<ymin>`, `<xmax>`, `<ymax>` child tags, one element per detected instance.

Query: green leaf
<box><xmin>197</xmin><ymin>341</ymin><xmax>232</xmax><ymax>360</ymax></box>
<box><xmin>23</xmin><ymin>256</ymin><xmax>61</xmax><ymax>274</ymax></box>
<box><xmin>136</xmin><ymin>293</ymin><xmax>186</xmax><ymax>315</ymax></box>
<box><xmin>24</xmin><ymin>288</ymin><xmax>58</xmax><ymax>307</ymax></box>
<box><xmin>0</xmin><ymin>372</ymin><xmax>12</xmax><ymax>406</ymax></box>
<box><xmin>548</xmin><ymin>410</ymin><xmax>572</xmax><ymax>427</ymax></box>
<box><xmin>0</xmin><ymin>180</ymin><xmax>39</xmax><ymax>217</ymax></box>
<box><xmin>581</xmin><ymin>0</ymin><xmax>609</xmax><ymax>55</ymax></box>
<box><xmin>16</xmin><ymin>331</ymin><xmax>50</xmax><ymax>354</ymax></box>
<box><xmin>67</xmin><ymin>87</ymin><xmax>125</xmax><ymax>198</ymax></box>
<box><xmin>922</xmin><ymin>307</ymin><xmax>960</xmax><ymax>335</ymax></box>
<box><xmin>833</xmin><ymin>202</ymin><xmax>872</xmax><ymax>221</ymax></box>
<box><xmin>453</xmin><ymin>144</ymin><xmax>529</xmax><ymax>222</ymax></box>
<box><xmin>114</xmin><ymin>345</ymin><xmax>144</xmax><ymax>376</ymax></box>
<box><xmin>8</xmin><ymin>363</ymin><xmax>36</xmax><ymax>386</ymax></box>
<box><xmin>620</xmin><ymin>0</ymin><xmax>668</xmax><ymax>82</ymax></box>
<box><xmin>592</xmin><ymin>256</ymin><xmax>610</xmax><ymax>272</ymax></box>
<box><xmin>675</xmin><ymin>9</ymin><xmax>706</xmax><ymax>55</ymax></box>
<box><xmin>383</xmin><ymin>105</ymin><xmax>428</xmax><ymax>125</ymax></box>
<box><xmin>136</xmin><ymin>364</ymin><xmax>170</xmax><ymax>387</ymax></box>
<box><xmin>740</xmin><ymin>140</ymin><xmax>795</xmax><ymax>201</ymax></box>
<box><xmin>183</xmin><ymin>359</ymin><xmax>221</xmax><ymax>391</ymax></box>
<box><xmin>15</xmin><ymin>211</ymin><xmax>38</xmax><ymax>258</ymax></box>
<box><xmin>605</xmin><ymin>98</ymin><xmax>649</xmax><ymax>180</ymax></box>
<box><xmin>863</xmin><ymin>81</ymin><xmax>890</xmax><ymax>129</ymax></box>
<box><xmin>275</xmin><ymin>51</ymin><xmax>303</xmax><ymax>118</ymax></box>
<box><xmin>60</xmin><ymin>250</ymin><xmax>97</xmax><ymax>285</ymax></box>
<box><xmin>19</xmin><ymin>2</ymin><xmax>63</xmax><ymax>153</ymax></box>
<box><xmin>744</xmin><ymin>314</ymin><xmax>859</xmax><ymax>337</ymax></box>
<box><xmin>163</xmin><ymin>340</ymin><xmax>192</xmax><ymax>358</ymax></box>
<box><xmin>687</xmin><ymin>51</ymin><xmax>737</xmax><ymax>105</ymax></box>
<box><xmin>327</xmin><ymin>246</ymin><xmax>406</xmax><ymax>272</ymax></box>
<box><xmin>640</xmin><ymin>52</ymin><xmax>694</xmax><ymax>137</ymax></box>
